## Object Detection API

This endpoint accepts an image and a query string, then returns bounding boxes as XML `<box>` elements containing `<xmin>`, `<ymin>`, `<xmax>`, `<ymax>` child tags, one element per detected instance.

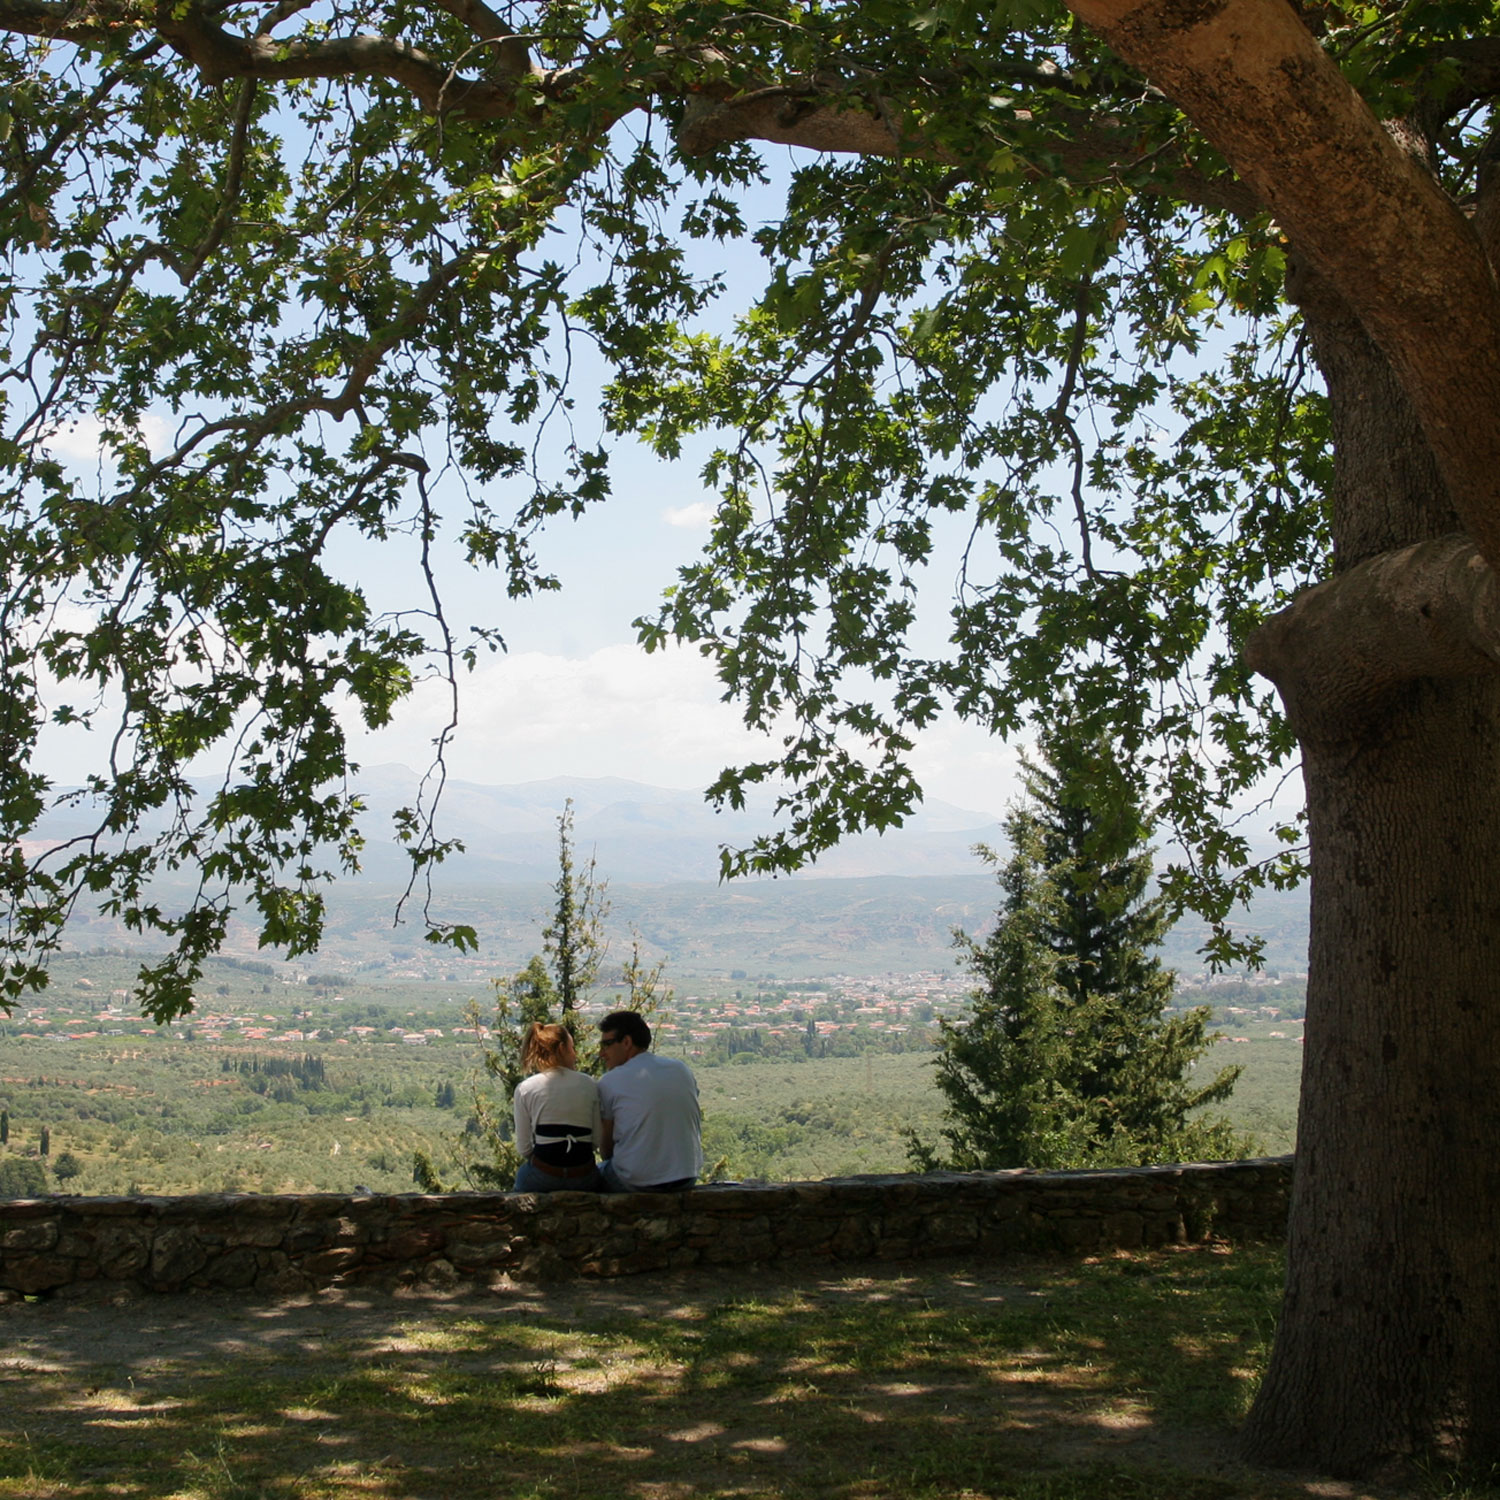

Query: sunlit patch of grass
<box><xmin>9</xmin><ymin>1244</ymin><xmax>1465</xmax><ymax>1500</ymax></box>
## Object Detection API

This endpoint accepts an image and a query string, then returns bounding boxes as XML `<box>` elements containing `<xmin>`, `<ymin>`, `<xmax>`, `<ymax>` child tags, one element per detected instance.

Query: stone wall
<box><xmin>0</xmin><ymin>1157</ymin><xmax>1292</xmax><ymax>1299</ymax></box>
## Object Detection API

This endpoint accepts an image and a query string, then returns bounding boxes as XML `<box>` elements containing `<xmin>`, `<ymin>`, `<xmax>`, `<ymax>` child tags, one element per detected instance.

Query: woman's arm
<box><xmin>514</xmin><ymin>1080</ymin><xmax>536</xmax><ymax>1159</ymax></box>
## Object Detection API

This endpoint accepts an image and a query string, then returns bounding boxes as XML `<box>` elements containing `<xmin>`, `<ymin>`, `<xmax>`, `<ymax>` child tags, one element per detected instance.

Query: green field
<box><xmin>0</xmin><ymin>1018</ymin><xmax>1301</xmax><ymax>1196</ymax></box>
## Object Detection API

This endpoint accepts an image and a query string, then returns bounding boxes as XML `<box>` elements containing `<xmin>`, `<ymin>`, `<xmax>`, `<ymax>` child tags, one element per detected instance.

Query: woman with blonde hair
<box><xmin>512</xmin><ymin>1022</ymin><xmax>602</xmax><ymax>1193</ymax></box>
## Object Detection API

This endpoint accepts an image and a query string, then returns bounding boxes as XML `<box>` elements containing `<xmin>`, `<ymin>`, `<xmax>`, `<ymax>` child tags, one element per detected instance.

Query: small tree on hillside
<box><xmin>914</xmin><ymin>727</ymin><xmax>1247</xmax><ymax>1172</ymax></box>
<box><xmin>0</xmin><ymin>1157</ymin><xmax>47</xmax><ymax>1198</ymax></box>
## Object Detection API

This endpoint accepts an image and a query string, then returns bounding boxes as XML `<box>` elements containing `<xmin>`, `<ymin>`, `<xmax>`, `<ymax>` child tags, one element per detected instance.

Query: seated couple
<box><xmin>512</xmin><ymin>1010</ymin><xmax>701</xmax><ymax>1194</ymax></box>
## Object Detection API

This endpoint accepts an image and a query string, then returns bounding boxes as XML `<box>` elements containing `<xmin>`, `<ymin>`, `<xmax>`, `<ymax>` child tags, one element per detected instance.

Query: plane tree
<box><xmin>3</xmin><ymin>0</ymin><xmax>1500</xmax><ymax>1475</ymax></box>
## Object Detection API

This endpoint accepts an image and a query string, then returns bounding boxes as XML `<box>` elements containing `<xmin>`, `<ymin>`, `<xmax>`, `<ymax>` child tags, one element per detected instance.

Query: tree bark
<box><xmin>1239</xmin><ymin>277</ymin><xmax>1500</xmax><ymax>1470</ymax></box>
<box><xmin>1241</xmin><ymin>672</ymin><xmax>1500</xmax><ymax>1473</ymax></box>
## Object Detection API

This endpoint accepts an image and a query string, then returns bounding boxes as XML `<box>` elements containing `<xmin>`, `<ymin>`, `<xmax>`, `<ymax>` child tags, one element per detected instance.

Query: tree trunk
<box><xmin>1243</xmin><ymin>676</ymin><xmax>1500</xmax><ymax>1471</ymax></box>
<box><xmin>1242</xmin><ymin>282</ymin><xmax>1500</xmax><ymax>1473</ymax></box>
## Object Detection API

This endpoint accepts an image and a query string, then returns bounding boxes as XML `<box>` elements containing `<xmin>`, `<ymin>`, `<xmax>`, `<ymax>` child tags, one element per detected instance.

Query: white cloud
<box><xmin>40</xmin><ymin>412</ymin><xmax>174</xmax><ymax>465</ymax></box>
<box><xmin>349</xmin><ymin>641</ymin><xmax>780</xmax><ymax>791</ymax></box>
<box><xmin>345</xmin><ymin>639</ymin><xmax>1020</xmax><ymax>817</ymax></box>
<box><xmin>661</xmin><ymin>501</ymin><xmax>716</xmax><ymax>529</ymax></box>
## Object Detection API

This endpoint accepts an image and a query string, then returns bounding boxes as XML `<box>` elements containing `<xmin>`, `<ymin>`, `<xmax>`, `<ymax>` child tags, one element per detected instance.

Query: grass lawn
<box><xmin>0</xmin><ymin>1244</ymin><xmax>1480</xmax><ymax>1500</ymax></box>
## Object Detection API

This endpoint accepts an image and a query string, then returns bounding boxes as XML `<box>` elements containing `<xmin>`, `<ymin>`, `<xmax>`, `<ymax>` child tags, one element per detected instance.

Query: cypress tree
<box><xmin>914</xmin><ymin>723</ymin><xmax>1248</xmax><ymax>1171</ymax></box>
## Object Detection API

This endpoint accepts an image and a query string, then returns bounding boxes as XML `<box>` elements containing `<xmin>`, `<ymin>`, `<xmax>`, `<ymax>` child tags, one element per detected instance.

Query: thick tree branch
<box><xmin>425</xmin><ymin>0</ymin><xmax>531</xmax><ymax>73</ymax></box>
<box><xmin>1246</xmin><ymin>534</ymin><xmax>1500</xmax><ymax>737</ymax></box>
<box><xmin>679</xmin><ymin>84</ymin><xmax>908</xmax><ymax>157</ymax></box>
<box><xmin>678</xmin><ymin>76</ymin><xmax>1260</xmax><ymax>215</ymax></box>
<box><xmin>0</xmin><ymin>0</ymin><xmax>1258</xmax><ymax>212</ymax></box>
<box><xmin>0</xmin><ymin>0</ymin><xmax>541</xmax><ymax>117</ymax></box>
<box><xmin>155</xmin><ymin>19</ymin><xmax>517</xmax><ymax>115</ymax></box>
<box><xmin>1065</xmin><ymin>0</ymin><xmax>1500</xmax><ymax>575</ymax></box>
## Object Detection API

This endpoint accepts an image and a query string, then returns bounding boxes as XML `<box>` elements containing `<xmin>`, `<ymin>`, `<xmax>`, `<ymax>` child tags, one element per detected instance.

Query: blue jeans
<box><xmin>599</xmin><ymin>1160</ymin><xmax>696</xmax><ymax>1193</ymax></box>
<box><xmin>513</xmin><ymin>1160</ymin><xmax>602</xmax><ymax>1194</ymax></box>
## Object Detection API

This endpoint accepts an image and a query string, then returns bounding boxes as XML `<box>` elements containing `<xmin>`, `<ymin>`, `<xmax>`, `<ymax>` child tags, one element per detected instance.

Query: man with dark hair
<box><xmin>596</xmin><ymin>1010</ymin><xmax>702</xmax><ymax>1192</ymax></box>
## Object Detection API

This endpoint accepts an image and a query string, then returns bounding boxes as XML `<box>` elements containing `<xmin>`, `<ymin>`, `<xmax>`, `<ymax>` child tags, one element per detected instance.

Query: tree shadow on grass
<box><xmin>0</xmin><ymin>1246</ymin><xmax>1434</xmax><ymax>1500</ymax></box>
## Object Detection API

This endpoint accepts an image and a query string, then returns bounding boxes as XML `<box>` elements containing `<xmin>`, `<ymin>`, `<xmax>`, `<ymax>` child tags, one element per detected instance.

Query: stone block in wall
<box><xmin>284</xmin><ymin>1226</ymin><xmax>329</xmax><ymax>1254</ymax></box>
<box><xmin>1048</xmin><ymin>1216</ymin><xmax>1104</xmax><ymax>1252</ymax></box>
<box><xmin>284</xmin><ymin>1213</ymin><xmax>361</xmax><ymax>1252</ymax></box>
<box><xmin>378</xmin><ymin>1227</ymin><xmax>447</xmax><ymax>1260</ymax></box>
<box><xmin>772</xmin><ymin>1216</ymin><xmax>838</xmax><ymax>1252</ymax></box>
<box><xmin>1101</xmin><ymin>1212</ymin><xmax>1145</xmax><ymax>1249</ymax></box>
<box><xmin>829</xmin><ymin>1215</ymin><xmax>876</xmax><ymax>1257</ymax></box>
<box><xmin>1</xmin><ymin>1217</ymin><xmax>59</xmax><ymax>1252</ymax></box>
<box><xmin>3</xmin><ymin>1253</ymin><xmax>75</xmax><ymax>1293</ymax></box>
<box><xmin>198</xmin><ymin>1246</ymin><xmax>261</xmax><ymax>1290</ymax></box>
<box><xmin>92</xmin><ymin>1222</ymin><xmax>151</xmax><ymax>1278</ymax></box>
<box><xmin>637</xmin><ymin>1216</ymin><xmax>683</xmax><ymax>1246</ymax></box>
<box><xmin>447</xmin><ymin>1237</ymin><xmax>517</xmax><ymax>1270</ymax></box>
<box><xmin>159</xmin><ymin>1193</ymin><xmax>232</xmax><ymax>1222</ymax></box>
<box><xmin>924</xmin><ymin>1213</ymin><xmax>980</xmax><ymax>1248</ymax></box>
<box><xmin>981</xmin><ymin>1196</ymin><xmax>1027</xmax><ymax>1223</ymax></box>
<box><xmin>1146</xmin><ymin>1212</ymin><xmax>1182</xmax><ymax>1248</ymax></box>
<box><xmin>423</xmin><ymin>1254</ymin><xmax>462</xmax><ymax>1290</ymax></box>
<box><xmin>222</xmin><ymin>1221</ymin><xmax>289</xmax><ymax>1250</ymax></box>
<box><xmin>535</xmin><ymin>1212</ymin><xmax>588</xmax><ymax>1241</ymax></box>
<box><xmin>299</xmin><ymin>1246</ymin><xmax>364</xmax><ymax>1277</ymax></box>
<box><xmin>816</xmin><ymin>1181</ymin><xmax>889</xmax><ymax>1210</ymax></box>
<box><xmin>150</xmin><ymin>1226</ymin><xmax>211</xmax><ymax>1287</ymax></box>
<box><xmin>703</xmin><ymin>1236</ymin><xmax>773</xmax><ymax>1265</ymax></box>
<box><xmin>977</xmin><ymin>1222</ymin><xmax>1029</xmax><ymax>1255</ymax></box>
<box><xmin>598</xmin><ymin>1229</ymin><xmax>643</xmax><ymax>1256</ymax></box>
<box><xmin>787</xmin><ymin>1183</ymin><xmax>836</xmax><ymax>1206</ymax></box>
<box><xmin>223</xmin><ymin>1193</ymin><xmax>300</xmax><ymax>1219</ymax></box>
<box><xmin>514</xmin><ymin>1247</ymin><xmax>574</xmax><ymax>1280</ymax></box>
<box><xmin>263</xmin><ymin>1261</ymin><xmax>315</xmax><ymax>1294</ymax></box>
<box><xmin>56</xmin><ymin>1230</ymin><xmax>103</xmax><ymax>1260</ymax></box>
<box><xmin>702</xmin><ymin>1185</ymin><xmax>800</xmax><ymax>1213</ymax></box>
<box><xmin>446</xmin><ymin>1210</ymin><xmax>518</xmax><ymax>1236</ymax></box>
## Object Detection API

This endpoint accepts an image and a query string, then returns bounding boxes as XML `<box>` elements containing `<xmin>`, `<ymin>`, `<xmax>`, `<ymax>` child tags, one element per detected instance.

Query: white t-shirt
<box><xmin>597</xmin><ymin>1052</ymin><xmax>702</xmax><ymax>1189</ymax></box>
<box><xmin>513</xmin><ymin>1068</ymin><xmax>601</xmax><ymax>1164</ymax></box>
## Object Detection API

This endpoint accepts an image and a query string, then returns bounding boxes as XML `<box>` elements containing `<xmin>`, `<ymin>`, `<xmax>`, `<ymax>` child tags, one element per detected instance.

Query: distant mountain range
<box><xmin>338</xmin><ymin>766</ymin><xmax>1006</xmax><ymax>883</ymax></box>
<box><xmin>37</xmin><ymin>769</ymin><xmax>1309</xmax><ymax>978</ymax></box>
<box><xmin>31</xmin><ymin>766</ymin><xmax>1005</xmax><ymax>885</ymax></box>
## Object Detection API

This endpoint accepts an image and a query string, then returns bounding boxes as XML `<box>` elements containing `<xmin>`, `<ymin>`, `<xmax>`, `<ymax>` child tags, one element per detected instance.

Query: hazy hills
<box><xmin>39</xmin><ymin>769</ymin><xmax>1309</xmax><ymax>979</ymax></box>
<box><xmin>337</xmin><ymin>766</ymin><xmax>1008</xmax><ymax>883</ymax></box>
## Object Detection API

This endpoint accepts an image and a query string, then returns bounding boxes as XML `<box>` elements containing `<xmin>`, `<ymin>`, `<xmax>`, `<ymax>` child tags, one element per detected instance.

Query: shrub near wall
<box><xmin>0</xmin><ymin>1158</ymin><xmax>1293</xmax><ymax>1300</ymax></box>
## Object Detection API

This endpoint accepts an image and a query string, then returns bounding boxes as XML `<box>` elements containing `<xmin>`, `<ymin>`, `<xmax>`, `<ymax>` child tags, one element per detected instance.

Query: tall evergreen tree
<box><xmin>915</xmin><ymin>726</ymin><xmax>1246</xmax><ymax>1172</ymax></box>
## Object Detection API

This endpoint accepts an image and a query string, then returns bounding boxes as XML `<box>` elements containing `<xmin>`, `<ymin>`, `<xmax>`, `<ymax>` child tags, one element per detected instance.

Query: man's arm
<box><xmin>599</xmin><ymin>1117</ymin><xmax>614</xmax><ymax>1159</ymax></box>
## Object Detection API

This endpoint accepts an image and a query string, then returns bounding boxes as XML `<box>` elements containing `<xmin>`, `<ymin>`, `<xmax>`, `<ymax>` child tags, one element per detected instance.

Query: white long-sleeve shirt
<box><xmin>513</xmin><ymin>1067</ymin><xmax>601</xmax><ymax>1163</ymax></box>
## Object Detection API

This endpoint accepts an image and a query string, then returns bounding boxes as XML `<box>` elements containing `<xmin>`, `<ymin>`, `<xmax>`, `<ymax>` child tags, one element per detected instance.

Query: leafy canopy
<box><xmin>5</xmin><ymin>0</ymin><xmax>1476</xmax><ymax>1015</ymax></box>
